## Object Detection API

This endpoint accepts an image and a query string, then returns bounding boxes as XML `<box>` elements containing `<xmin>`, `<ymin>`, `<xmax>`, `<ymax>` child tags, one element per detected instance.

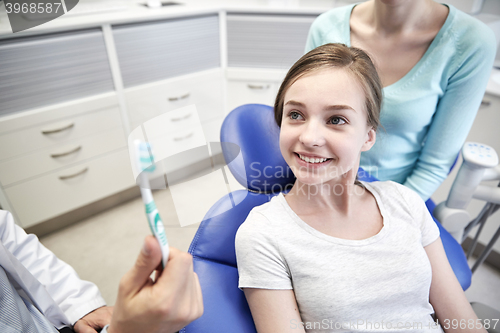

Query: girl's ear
<box><xmin>361</xmin><ymin>127</ymin><xmax>376</xmax><ymax>152</ymax></box>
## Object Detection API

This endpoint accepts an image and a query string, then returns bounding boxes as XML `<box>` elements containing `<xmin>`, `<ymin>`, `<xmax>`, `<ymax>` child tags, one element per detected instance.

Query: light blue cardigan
<box><xmin>305</xmin><ymin>4</ymin><xmax>496</xmax><ymax>200</ymax></box>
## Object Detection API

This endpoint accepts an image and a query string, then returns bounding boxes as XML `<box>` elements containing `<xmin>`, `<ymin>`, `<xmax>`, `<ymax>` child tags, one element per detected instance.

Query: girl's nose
<box><xmin>299</xmin><ymin>120</ymin><xmax>326</xmax><ymax>147</ymax></box>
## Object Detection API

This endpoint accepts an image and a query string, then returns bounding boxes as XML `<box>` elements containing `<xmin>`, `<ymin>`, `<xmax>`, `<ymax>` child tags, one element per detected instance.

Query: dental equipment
<box><xmin>434</xmin><ymin>142</ymin><xmax>500</xmax><ymax>273</ymax></box>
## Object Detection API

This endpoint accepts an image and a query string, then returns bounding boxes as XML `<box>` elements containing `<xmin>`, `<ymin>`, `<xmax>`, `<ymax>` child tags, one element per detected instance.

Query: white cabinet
<box><xmin>117</xmin><ymin>14</ymin><xmax>224</xmax><ymax>182</ymax></box>
<box><xmin>0</xmin><ymin>27</ymin><xmax>120</xmax><ymax>228</ymax></box>
<box><xmin>125</xmin><ymin>69</ymin><xmax>225</xmax><ymax>130</ymax></box>
<box><xmin>0</xmin><ymin>127</ymin><xmax>125</xmax><ymax>187</ymax></box>
<box><xmin>0</xmin><ymin>93</ymin><xmax>132</xmax><ymax>228</ymax></box>
<box><xmin>112</xmin><ymin>14</ymin><xmax>220</xmax><ymax>88</ymax></box>
<box><xmin>226</xmin><ymin>14</ymin><xmax>317</xmax><ymax>69</ymax></box>
<box><xmin>0</xmin><ymin>28</ymin><xmax>114</xmax><ymax>117</ymax></box>
<box><xmin>0</xmin><ymin>13</ymin><xmax>224</xmax><ymax>229</ymax></box>
<box><xmin>226</xmin><ymin>68</ymin><xmax>287</xmax><ymax>113</ymax></box>
<box><xmin>227</xmin><ymin>80</ymin><xmax>278</xmax><ymax>113</ymax></box>
<box><xmin>225</xmin><ymin>13</ymin><xmax>317</xmax><ymax>112</ymax></box>
<box><xmin>6</xmin><ymin>149</ymin><xmax>133</xmax><ymax>228</ymax></box>
<box><xmin>125</xmin><ymin>69</ymin><xmax>225</xmax><ymax>189</ymax></box>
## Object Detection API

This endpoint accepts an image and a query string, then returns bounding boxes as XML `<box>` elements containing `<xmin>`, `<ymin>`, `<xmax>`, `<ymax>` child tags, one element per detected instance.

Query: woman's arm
<box><xmin>425</xmin><ymin>237</ymin><xmax>487</xmax><ymax>332</ymax></box>
<box><xmin>244</xmin><ymin>288</ymin><xmax>306</xmax><ymax>333</ymax></box>
<box><xmin>403</xmin><ymin>20</ymin><xmax>496</xmax><ymax>201</ymax></box>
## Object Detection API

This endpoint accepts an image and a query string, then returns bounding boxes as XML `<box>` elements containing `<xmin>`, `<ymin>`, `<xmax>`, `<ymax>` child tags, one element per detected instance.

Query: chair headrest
<box><xmin>221</xmin><ymin>104</ymin><xmax>295</xmax><ymax>193</ymax></box>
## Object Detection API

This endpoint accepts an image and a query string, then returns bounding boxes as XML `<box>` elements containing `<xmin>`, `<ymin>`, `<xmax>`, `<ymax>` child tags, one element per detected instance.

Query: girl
<box><xmin>235</xmin><ymin>43</ymin><xmax>485</xmax><ymax>333</ymax></box>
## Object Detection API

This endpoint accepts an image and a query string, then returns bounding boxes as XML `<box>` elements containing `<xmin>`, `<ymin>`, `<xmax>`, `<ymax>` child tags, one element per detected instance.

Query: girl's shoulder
<box><xmin>362</xmin><ymin>180</ymin><xmax>414</xmax><ymax>200</ymax></box>
<box><xmin>237</xmin><ymin>193</ymin><xmax>290</xmax><ymax>234</ymax></box>
<box><xmin>365</xmin><ymin>181</ymin><xmax>438</xmax><ymax>239</ymax></box>
<box><xmin>363</xmin><ymin>180</ymin><xmax>424</xmax><ymax>216</ymax></box>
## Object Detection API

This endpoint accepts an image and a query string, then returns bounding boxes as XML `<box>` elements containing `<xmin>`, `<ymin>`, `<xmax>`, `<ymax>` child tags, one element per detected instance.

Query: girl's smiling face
<box><xmin>279</xmin><ymin>67</ymin><xmax>376</xmax><ymax>186</ymax></box>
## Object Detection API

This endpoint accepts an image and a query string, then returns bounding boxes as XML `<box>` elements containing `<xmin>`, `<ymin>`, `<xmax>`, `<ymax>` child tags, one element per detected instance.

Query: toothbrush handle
<box><xmin>134</xmin><ymin>140</ymin><xmax>169</xmax><ymax>267</ymax></box>
<box><xmin>146</xmin><ymin>201</ymin><xmax>170</xmax><ymax>267</ymax></box>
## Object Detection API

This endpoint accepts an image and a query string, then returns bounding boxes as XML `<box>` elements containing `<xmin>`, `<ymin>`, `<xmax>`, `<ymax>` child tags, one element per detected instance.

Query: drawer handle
<box><xmin>173</xmin><ymin>132</ymin><xmax>194</xmax><ymax>141</ymax></box>
<box><xmin>170</xmin><ymin>113</ymin><xmax>192</xmax><ymax>122</ymax></box>
<box><xmin>42</xmin><ymin>122</ymin><xmax>75</xmax><ymax>135</ymax></box>
<box><xmin>168</xmin><ymin>92</ymin><xmax>191</xmax><ymax>102</ymax></box>
<box><xmin>51</xmin><ymin>145</ymin><xmax>82</xmax><ymax>158</ymax></box>
<box><xmin>59</xmin><ymin>167</ymin><xmax>88</xmax><ymax>180</ymax></box>
<box><xmin>248</xmin><ymin>84</ymin><xmax>270</xmax><ymax>90</ymax></box>
<box><xmin>481</xmin><ymin>99</ymin><xmax>491</xmax><ymax>107</ymax></box>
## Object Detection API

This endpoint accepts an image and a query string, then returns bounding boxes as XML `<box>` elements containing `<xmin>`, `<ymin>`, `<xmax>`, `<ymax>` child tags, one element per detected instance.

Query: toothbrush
<box><xmin>134</xmin><ymin>140</ymin><xmax>169</xmax><ymax>267</ymax></box>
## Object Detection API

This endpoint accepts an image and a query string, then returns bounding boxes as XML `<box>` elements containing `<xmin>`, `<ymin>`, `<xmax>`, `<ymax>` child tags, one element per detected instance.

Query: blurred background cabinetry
<box><xmin>225</xmin><ymin>13</ymin><xmax>317</xmax><ymax>111</ymax></box>
<box><xmin>0</xmin><ymin>13</ymin><xmax>225</xmax><ymax>230</ymax></box>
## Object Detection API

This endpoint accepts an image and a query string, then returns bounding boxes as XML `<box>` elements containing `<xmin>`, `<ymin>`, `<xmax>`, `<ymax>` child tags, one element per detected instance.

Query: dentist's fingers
<box><xmin>121</xmin><ymin>236</ymin><xmax>162</xmax><ymax>296</ymax></box>
<box><xmin>73</xmin><ymin>306</ymin><xmax>113</xmax><ymax>333</ymax></box>
<box><xmin>154</xmin><ymin>248</ymin><xmax>203</xmax><ymax>327</ymax></box>
<box><xmin>108</xmin><ymin>243</ymin><xmax>202</xmax><ymax>333</ymax></box>
<box><xmin>191</xmin><ymin>272</ymin><xmax>204</xmax><ymax>319</ymax></box>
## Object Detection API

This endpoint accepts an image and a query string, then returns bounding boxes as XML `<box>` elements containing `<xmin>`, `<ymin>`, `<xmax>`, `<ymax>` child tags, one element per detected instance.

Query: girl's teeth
<box><xmin>299</xmin><ymin>154</ymin><xmax>328</xmax><ymax>163</ymax></box>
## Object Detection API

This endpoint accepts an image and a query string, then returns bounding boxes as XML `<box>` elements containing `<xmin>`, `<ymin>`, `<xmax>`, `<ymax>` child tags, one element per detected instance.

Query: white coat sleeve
<box><xmin>0</xmin><ymin>210</ymin><xmax>106</xmax><ymax>325</ymax></box>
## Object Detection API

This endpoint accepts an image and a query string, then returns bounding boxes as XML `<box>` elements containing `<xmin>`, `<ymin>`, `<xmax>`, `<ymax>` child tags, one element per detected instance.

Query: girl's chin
<box><xmin>294</xmin><ymin>171</ymin><xmax>357</xmax><ymax>187</ymax></box>
<box><xmin>292</xmin><ymin>170</ymin><xmax>344</xmax><ymax>183</ymax></box>
<box><xmin>295</xmin><ymin>176</ymin><xmax>339</xmax><ymax>186</ymax></box>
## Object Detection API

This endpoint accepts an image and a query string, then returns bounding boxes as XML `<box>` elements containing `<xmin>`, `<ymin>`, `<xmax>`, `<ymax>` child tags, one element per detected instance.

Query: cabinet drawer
<box><xmin>6</xmin><ymin>149</ymin><xmax>134</xmax><ymax>228</ymax></box>
<box><xmin>128</xmin><ymin>117</ymin><xmax>224</xmax><ymax>188</ymax></box>
<box><xmin>138</xmin><ymin>123</ymin><xmax>207</xmax><ymax>174</ymax></box>
<box><xmin>126</xmin><ymin>70</ymin><xmax>224</xmax><ymax>127</ymax></box>
<box><xmin>202</xmin><ymin>116</ymin><xmax>224</xmax><ymax>143</ymax></box>
<box><xmin>0</xmin><ymin>107</ymin><xmax>123</xmax><ymax>161</ymax></box>
<box><xmin>133</xmin><ymin>104</ymin><xmax>203</xmax><ymax>138</ymax></box>
<box><xmin>227</xmin><ymin>80</ymin><xmax>280</xmax><ymax>113</ymax></box>
<box><xmin>128</xmin><ymin>115</ymin><xmax>224</xmax><ymax>185</ymax></box>
<box><xmin>479</xmin><ymin>93</ymin><xmax>500</xmax><ymax>111</ymax></box>
<box><xmin>0</xmin><ymin>128</ymin><xmax>126</xmax><ymax>187</ymax></box>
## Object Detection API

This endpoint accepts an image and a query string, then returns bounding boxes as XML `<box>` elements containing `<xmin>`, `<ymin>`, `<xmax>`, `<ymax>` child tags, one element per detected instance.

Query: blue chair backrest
<box><xmin>181</xmin><ymin>104</ymin><xmax>290</xmax><ymax>333</ymax></box>
<box><xmin>181</xmin><ymin>104</ymin><xmax>471</xmax><ymax>333</ymax></box>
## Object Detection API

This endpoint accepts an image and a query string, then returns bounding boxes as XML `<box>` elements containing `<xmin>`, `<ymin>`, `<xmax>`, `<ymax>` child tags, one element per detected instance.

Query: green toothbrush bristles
<box><xmin>138</xmin><ymin>142</ymin><xmax>156</xmax><ymax>172</ymax></box>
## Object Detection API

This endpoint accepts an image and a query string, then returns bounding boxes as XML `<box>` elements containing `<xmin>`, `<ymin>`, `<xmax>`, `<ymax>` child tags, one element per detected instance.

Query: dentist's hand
<box><xmin>108</xmin><ymin>236</ymin><xmax>203</xmax><ymax>333</ymax></box>
<box><xmin>73</xmin><ymin>306</ymin><xmax>113</xmax><ymax>333</ymax></box>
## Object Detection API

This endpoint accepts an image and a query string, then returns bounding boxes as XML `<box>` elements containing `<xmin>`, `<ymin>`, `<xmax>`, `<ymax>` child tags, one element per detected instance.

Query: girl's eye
<box><xmin>289</xmin><ymin>111</ymin><xmax>303</xmax><ymax>120</ymax></box>
<box><xmin>329</xmin><ymin>116</ymin><xmax>346</xmax><ymax>125</ymax></box>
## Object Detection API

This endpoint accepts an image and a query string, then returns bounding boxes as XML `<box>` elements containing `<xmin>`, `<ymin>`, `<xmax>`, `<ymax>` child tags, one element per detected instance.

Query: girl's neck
<box><xmin>365</xmin><ymin>0</ymin><xmax>438</xmax><ymax>35</ymax></box>
<box><xmin>285</xmin><ymin>177</ymin><xmax>364</xmax><ymax>218</ymax></box>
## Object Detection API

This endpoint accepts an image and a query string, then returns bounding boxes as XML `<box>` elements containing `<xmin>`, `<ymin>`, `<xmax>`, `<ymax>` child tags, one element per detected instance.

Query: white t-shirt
<box><xmin>235</xmin><ymin>181</ymin><xmax>443</xmax><ymax>332</ymax></box>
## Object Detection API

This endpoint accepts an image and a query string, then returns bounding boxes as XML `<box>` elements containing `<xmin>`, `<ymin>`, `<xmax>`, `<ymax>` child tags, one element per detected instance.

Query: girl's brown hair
<box><xmin>274</xmin><ymin>43</ymin><xmax>382</xmax><ymax>130</ymax></box>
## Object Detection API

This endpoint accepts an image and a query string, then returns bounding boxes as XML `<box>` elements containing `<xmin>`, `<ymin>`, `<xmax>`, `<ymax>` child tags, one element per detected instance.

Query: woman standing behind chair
<box><xmin>305</xmin><ymin>0</ymin><xmax>496</xmax><ymax>201</ymax></box>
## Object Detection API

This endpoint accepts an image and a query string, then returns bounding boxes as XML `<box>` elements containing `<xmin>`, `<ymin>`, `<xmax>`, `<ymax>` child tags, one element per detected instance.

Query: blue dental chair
<box><xmin>180</xmin><ymin>104</ymin><xmax>472</xmax><ymax>333</ymax></box>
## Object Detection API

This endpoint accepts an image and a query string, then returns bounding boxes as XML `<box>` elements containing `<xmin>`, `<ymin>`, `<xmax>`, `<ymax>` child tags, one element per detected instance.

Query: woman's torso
<box><xmin>349</xmin><ymin>1</ymin><xmax>449</xmax><ymax>87</ymax></box>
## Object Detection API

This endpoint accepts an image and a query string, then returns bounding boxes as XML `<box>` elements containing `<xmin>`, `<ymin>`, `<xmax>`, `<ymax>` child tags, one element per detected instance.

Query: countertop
<box><xmin>0</xmin><ymin>0</ymin><xmax>355</xmax><ymax>38</ymax></box>
<box><xmin>0</xmin><ymin>0</ymin><xmax>489</xmax><ymax>38</ymax></box>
